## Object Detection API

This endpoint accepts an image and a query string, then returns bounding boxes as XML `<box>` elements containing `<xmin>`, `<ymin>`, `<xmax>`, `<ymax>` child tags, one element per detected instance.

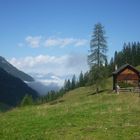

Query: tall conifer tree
<box><xmin>88</xmin><ymin>23</ymin><xmax>108</xmax><ymax>67</ymax></box>
<box><xmin>88</xmin><ymin>23</ymin><xmax>108</xmax><ymax>93</ymax></box>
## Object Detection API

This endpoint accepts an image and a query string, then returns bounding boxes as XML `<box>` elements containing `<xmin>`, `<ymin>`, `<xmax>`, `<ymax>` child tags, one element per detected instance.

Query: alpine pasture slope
<box><xmin>0</xmin><ymin>79</ymin><xmax>140</xmax><ymax>140</ymax></box>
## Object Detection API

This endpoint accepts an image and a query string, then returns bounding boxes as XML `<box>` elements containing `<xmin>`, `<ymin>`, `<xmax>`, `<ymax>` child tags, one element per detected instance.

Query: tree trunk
<box><xmin>96</xmin><ymin>87</ymin><xmax>99</xmax><ymax>94</ymax></box>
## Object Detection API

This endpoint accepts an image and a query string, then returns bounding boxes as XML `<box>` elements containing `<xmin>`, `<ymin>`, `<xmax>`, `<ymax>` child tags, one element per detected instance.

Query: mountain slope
<box><xmin>0</xmin><ymin>68</ymin><xmax>38</xmax><ymax>106</ymax></box>
<box><xmin>0</xmin><ymin>86</ymin><xmax>139</xmax><ymax>139</ymax></box>
<box><xmin>27</xmin><ymin>81</ymin><xmax>60</xmax><ymax>95</ymax></box>
<box><xmin>0</xmin><ymin>102</ymin><xmax>11</xmax><ymax>112</ymax></box>
<box><xmin>0</xmin><ymin>56</ymin><xmax>34</xmax><ymax>81</ymax></box>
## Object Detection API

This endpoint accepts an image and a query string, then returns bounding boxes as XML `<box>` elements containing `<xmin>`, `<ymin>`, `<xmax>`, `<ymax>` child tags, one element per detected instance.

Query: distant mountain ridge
<box><xmin>0</xmin><ymin>67</ymin><xmax>38</xmax><ymax>106</ymax></box>
<box><xmin>0</xmin><ymin>56</ymin><xmax>34</xmax><ymax>82</ymax></box>
<box><xmin>27</xmin><ymin>73</ymin><xmax>73</xmax><ymax>95</ymax></box>
<box><xmin>26</xmin><ymin>81</ymin><xmax>60</xmax><ymax>95</ymax></box>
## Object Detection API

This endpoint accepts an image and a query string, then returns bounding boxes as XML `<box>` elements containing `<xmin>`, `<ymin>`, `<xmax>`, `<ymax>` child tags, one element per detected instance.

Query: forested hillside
<box><xmin>109</xmin><ymin>42</ymin><xmax>140</xmax><ymax>73</ymax></box>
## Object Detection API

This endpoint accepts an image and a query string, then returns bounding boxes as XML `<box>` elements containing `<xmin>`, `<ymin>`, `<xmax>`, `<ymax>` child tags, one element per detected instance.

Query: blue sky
<box><xmin>0</xmin><ymin>0</ymin><xmax>140</xmax><ymax>77</ymax></box>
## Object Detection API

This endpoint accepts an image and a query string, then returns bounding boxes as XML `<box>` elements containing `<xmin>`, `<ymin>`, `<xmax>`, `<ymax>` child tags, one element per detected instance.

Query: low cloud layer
<box><xmin>9</xmin><ymin>53</ymin><xmax>89</xmax><ymax>77</ymax></box>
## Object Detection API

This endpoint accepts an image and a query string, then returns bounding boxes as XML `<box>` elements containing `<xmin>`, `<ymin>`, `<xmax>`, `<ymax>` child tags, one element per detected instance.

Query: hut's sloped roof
<box><xmin>112</xmin><ymin>64</ymin><xmax>140</xmax><ymax>75</ymax></box>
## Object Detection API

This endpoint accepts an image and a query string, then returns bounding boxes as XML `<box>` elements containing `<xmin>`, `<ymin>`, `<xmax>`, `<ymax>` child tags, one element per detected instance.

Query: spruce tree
<box><xmin>79</xmin><ymin>71</ymin><xmax>84</xmax><ymax>87</ymax></box>
<box><xmin>64</xmin><ymin>79</ymin><xmax>71</xmax><ymax>91</ymax></box>
<box><xmin>71</xmin><ymin>75</ymin><xmax>76</xmax><ymax>89</ymax></box>
<box><xmin>83</xmin><ymin>72</ymin><xmax>89</xmax><ymax>86</ymax></box>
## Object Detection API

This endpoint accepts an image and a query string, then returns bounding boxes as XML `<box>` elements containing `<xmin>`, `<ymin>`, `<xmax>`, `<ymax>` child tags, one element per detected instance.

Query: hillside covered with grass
<box><xmin>0</xmin><ymin>85</ymin><xmax>140</xmax><ymax>140</ymax></box>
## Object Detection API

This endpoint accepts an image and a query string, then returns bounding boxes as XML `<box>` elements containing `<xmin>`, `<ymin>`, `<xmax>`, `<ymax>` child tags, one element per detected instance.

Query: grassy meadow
<box><xmin>0</xmin><ymin>83</ymin><xmax>140</xmax><ymax>140</ymax></box>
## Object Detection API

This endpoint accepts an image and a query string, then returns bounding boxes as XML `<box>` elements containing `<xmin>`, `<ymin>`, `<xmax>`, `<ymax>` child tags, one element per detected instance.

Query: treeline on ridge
<box><xmin>108</xmin><ymin>42</ymin><xmax>140</xmax><ymax>74</ymax></box>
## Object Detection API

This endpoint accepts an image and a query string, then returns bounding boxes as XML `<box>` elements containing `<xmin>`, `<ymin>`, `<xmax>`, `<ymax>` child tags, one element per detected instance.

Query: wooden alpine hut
<box><xmin>112</xmin><ymin>64</ymin><xmax>140</xmax><ymax>90</ymax></box>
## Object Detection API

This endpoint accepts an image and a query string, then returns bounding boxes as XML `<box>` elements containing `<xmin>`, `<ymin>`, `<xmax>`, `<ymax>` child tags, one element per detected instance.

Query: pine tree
<box><xmin>64</xmin><ymin>79</ymin><xmax>71</xmax><ymax>91</ymax></box>
<box><xmin>135</xmin><ymin>42</ymin><xmax>140</xmax><ymax>66</ymax></box>
<box><xmin>79</xmin><ymin>71</ymin><xmax>84</xmax><ymax>87</ymax></box>
<box><xmin>132</xmin><ymin>42</ymin><xmax>137</xmax><ymax>66</ymax></box>
<box><xmin>83</xmin><ymin>72</ymin><xmax>89</xmax><ymax>86</ymax></box>
<box><xmin>108</xmin><ymin>57</ymin><xmax>114</xmax><ymax>76</ymax></box>
<box><xmin>71</xmin><ymin>75</ymin><xmax>76</xmax><ymax>89</ymax></box>
<box><xmin>88</xmin><ymin>23</ymin><xmax>108</xmax><ymax>67</ymax></box>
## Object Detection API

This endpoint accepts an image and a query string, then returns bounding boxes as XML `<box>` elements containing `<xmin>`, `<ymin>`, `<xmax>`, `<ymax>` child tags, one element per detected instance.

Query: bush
<box><xmin>20</xmin><ymin>95</ymin><xmax>33</xmax><ymax>107</ymax></box>
<box><xmin>118</xmin><ymin>82</ymin><xmax>134</xmax><ymax>88</ymax></box>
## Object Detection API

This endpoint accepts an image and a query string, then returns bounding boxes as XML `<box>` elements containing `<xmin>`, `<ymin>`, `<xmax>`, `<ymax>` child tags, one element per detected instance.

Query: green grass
<box><xmin>136</xmin><ymin>65</ymin><xmax>140</xmax><ymax>71</ymax></box>
<box><xmin>0</xmin><ymin>86</ymin><xmax>140</xmax><ymax>140</ymax></box>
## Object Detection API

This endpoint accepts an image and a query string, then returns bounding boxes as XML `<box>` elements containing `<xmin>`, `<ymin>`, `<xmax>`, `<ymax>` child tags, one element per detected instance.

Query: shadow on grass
<box><xmin>49</xmin><ymin>99</ymin><xmax>65</xmax><ymax>105</ymax></box>
<box><xmin>87</xmin><ymin>89</ymin><xmax>111</xmax><ymax>96</ymax></box>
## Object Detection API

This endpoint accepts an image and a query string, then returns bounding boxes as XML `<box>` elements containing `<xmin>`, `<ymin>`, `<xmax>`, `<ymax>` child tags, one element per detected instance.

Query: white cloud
<box><xmin>9</xmin><ymin>54</ymin><xmax>89</xmax><ymax>76</ymax></box>
<box><xmin>10</xmin><ymin>55</ymin><xmax>59</xmax><ymax>68</ymax></box>
<box><xmin>20</xmin><ymin>35</ymin><xmax>88</xmax><ymax>48</ymax></box>
<box><xmin>25</xmin><ymin>36</ymin><xmax>42</xmax><ymax>48</ymax></box>
<box><xmin>44</xmin><ymin>37</ymin><xmax>88</xmax><ymax>48</ymax></box>
<box><xmin>75</xmin><ymin>39</ymin><xmax>88</xmax><ymax>47</ymax></box>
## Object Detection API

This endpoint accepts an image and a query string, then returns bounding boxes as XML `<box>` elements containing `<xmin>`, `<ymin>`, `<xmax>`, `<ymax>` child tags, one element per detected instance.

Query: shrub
<box><xmin>20</xmin><ymin>94</ymin><xmax>33</xmax><ymax>107</ymax></box>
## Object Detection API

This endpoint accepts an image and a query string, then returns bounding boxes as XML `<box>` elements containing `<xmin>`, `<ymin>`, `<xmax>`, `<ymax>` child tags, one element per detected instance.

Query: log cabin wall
<box><xmin>113</xmin><ymin>64</ymin><xmax>140</xmax><ymax>90</ymax></box>
<box><xmin>117</xmin><ymin>68</ymin><xmax>139</xmax><ymax>81</ymax></box>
